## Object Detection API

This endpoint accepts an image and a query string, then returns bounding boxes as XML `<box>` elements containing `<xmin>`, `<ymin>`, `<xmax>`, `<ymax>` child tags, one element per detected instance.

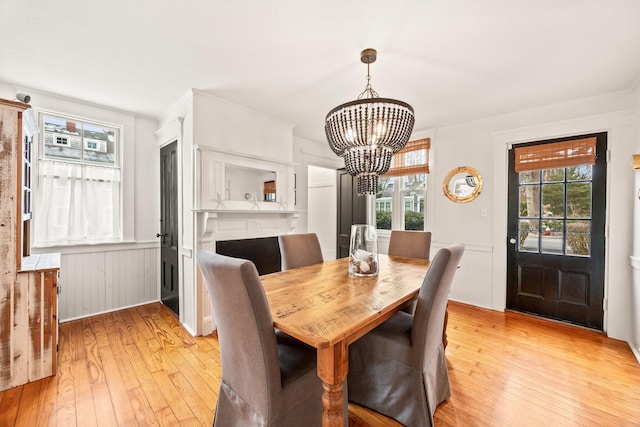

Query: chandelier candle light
<box><xmin>325</xmin><ymin>48</ymin><xmax>415</xmax><ymax>195</ymax></box>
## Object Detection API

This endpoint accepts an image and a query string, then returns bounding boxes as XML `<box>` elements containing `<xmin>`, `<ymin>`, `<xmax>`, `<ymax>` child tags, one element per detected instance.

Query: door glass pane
<box><xmin>519</xmin><ymin>170</ymin><xmax>540</xmax><ymax>184</ymax></box>
<box><xmin>520</xmin><ymin>219</ymin><xmax>539</xmax><ymax>252</ymax></box>
<box><xmin>567</xmin><ymin>220</ymin><xmax>591</xmax><ymax>256</ymax></box>
<box><xmin>519</xmin><ymin>166</ymin><xmax>593</xmax><ymax>257</ymax></box>
<box><xmin>541</xmin><ymin>219</ymin><xmax>563</xmax><ymax>254</ymax></box>
<box><xmin>542</xmin><ymin>168</ymin><xmax>565</xmax><ymax>182</ymax></box>
<box><xmin>567</xmin><ymin>165</ymin><xmax>592</xmax><ymax>181</ymax></box>
<box><xmin>567</xmin><ymin>182</ymin><xmax>591</xmax><ymax>218</ymax></box>
<box><xmin>542</xmin><ymin>183</ymin><xmax>564</xmax><ymax>219</ymax></box>
<box><xmin>520</xmin><ymin>185</ymin><xmax>540</xmax><ymax>217</ymax></box>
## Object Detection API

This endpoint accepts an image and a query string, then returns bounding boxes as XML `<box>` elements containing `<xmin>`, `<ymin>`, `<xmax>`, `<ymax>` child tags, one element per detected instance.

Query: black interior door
<box><xmin>507</xmin><ymin>133</ymin><xmax>607</xmax><ymax>330</ymax></box>
<box><xmin>160</xmin><ymin>141</ymin><xmax>179</xmax><ymax>315</ymax></box>
<box><xmin>336</xmin><ymin>169</ymin><xmax>367</xmax><ymax>258</ymax></box>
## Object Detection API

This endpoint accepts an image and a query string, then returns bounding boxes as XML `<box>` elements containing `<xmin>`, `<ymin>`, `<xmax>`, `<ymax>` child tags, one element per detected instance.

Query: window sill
<box><xmin>31</xmin><ymin>240</ymin><xmax>157</xmax><ymax>255</ymax></box>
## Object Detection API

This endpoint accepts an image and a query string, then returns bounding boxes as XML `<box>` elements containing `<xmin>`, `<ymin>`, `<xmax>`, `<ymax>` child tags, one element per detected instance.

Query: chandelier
<box><xmin>325</xmin><ymin>48</ymin><xmax>415</xmax><ymax>195</ymax></box>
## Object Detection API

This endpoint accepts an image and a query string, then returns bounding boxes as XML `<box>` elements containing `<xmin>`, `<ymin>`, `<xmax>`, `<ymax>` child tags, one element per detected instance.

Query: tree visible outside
<box><xmin>376</xmin><ymin>174</ymin><xmax>425</xmax><ymax>230</ymax></box>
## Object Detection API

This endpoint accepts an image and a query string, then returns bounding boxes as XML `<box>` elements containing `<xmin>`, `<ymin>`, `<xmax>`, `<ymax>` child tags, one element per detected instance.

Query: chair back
<box><xmin>388</xmin><ymin>230</ymin><xmax>432</xmax><ymax>259</ymax></box>
<box><xmin>412</xmin><ymin>244</ymin><xmax>464</xmax><ymax>359</ymax></box>
<box><xmin>278</xmin><ymin>233</ymin><xmax>324</xmax><ymax>270</ymax></box>
<box><xmin>196</xmin><ymin>251</ymin><xmax>280</xmax><ymax>416</ymax></box>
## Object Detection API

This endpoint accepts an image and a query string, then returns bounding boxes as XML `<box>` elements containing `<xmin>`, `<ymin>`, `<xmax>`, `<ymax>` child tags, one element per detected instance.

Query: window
<box><xmin>34</xmin><ymin>113</ymin><xmax>121</xmax><ymax>246</ymax></box>
<box><xmin>376</xmin><ymin>138</ymin><xmax>429</xmax><ymax>231</ymax></box>
<box><xmin>54</xmin><ymin>135</ymin><xmax>69</xmax><ymax>146</ymax></box>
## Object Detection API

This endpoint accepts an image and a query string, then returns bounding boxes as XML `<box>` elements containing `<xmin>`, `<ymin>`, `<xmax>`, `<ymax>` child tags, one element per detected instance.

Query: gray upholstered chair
<box><xmin>347</xmin><ymin>243</ymin><xmax>464</xmax><ymax>427</ymax></box>
<box><xmin>388</xmin><ymin>230</ymin><xmax>432</xmax><ymax>260</ymax></box>
<box><xmin>278</xmin><ymin>233</ymin><xmax>324</xmax><ymax>270</ymax></box>
<box><xmin>388</xmin><ymin>230</ymin><xmax>432</xmax><ymax>314</ymax></box>
<box><xmin>196</xmin><ymin>251</ymin><xmax>323</xmax><ymax>426</ymax></box>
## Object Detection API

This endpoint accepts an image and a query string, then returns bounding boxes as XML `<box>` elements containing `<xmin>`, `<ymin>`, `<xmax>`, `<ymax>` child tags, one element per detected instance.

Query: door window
<box><xmin>519</xmin><ymin>165</ymin><xmax>592</xmax><ymax>256</ymax></box>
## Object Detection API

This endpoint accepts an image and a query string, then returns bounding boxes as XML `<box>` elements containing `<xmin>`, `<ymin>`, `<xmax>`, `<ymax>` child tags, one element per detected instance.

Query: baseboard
<box><xmin>630</xmin><ymin>341</ymin><xmax>640</xmax><ymax>365</ymax></box>
<box><xmin>201</xmin><ymin>315</ymin><xmax>216</xmax><ymax>336</ymax></box>
<box><xmin>59</xmin><ymin>299</ymin><xmax>160</xmax><ymax>323</ymax></box>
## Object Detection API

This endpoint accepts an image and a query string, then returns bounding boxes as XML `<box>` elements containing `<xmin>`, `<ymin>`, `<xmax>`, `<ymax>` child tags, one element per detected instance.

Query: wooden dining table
<box><xmin>261</xmin><ymin>254</ymin><xmax>430</xmax><ymax>427</ymax></box>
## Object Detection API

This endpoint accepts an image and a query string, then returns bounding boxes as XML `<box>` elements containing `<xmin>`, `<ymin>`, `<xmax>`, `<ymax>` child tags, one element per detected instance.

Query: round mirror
<box><xmin>443</xmin><ymin>166</ymin><xmax>483</xmax><ymax>203</ymax></box>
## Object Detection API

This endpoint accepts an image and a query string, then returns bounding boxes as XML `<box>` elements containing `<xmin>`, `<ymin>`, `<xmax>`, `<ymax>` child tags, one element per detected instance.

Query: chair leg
<box><xmin>442</xmin><ymin>305</ymin><xmax>449</xmax><ymax>349</ymax></box>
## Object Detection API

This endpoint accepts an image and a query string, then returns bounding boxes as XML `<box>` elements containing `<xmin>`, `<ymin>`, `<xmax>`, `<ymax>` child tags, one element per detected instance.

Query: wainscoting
<box><xmin>34</xmin><ymin>241</ymin><xmax>160</xmax><ymax>322</ymax></box>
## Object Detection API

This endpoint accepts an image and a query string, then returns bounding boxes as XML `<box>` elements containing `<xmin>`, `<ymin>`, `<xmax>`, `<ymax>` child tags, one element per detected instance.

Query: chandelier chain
<box><xmin>358</xmin><ymin>62</ymin><xmax>379</xmax><ymax>100</ymax></box>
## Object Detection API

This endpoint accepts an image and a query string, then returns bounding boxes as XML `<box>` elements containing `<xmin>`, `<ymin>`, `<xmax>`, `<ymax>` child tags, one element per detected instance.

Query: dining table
<box><xmin>260</xmin><ymin>254</ymin><xmax>430</xmax><ymax>427</ymax></box>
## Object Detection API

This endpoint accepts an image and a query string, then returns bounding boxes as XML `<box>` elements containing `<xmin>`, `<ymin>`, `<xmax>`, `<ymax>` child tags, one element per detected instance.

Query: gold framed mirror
<box><xmin>443</xmin><ymin>166</ymin><xmax>483</xmax><ymax>203</ymax></box>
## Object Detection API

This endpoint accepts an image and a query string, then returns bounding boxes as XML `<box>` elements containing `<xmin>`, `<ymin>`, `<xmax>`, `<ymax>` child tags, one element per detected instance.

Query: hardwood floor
<box><xmin>1</xmin><ymin>301</ymin><xmax>639</xmax><ymax>426</ymax></box>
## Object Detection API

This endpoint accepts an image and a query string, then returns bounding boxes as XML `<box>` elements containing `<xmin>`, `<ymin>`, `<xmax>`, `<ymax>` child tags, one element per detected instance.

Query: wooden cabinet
<box><xmin>0</xmin><ymin>98</ymin><xmax>60</xmax><ymax>391</ymax></box>
<box><xmin>17</xmin><ymin>254</ymin><xmax>60</xmax><ymax>382</ymax></box>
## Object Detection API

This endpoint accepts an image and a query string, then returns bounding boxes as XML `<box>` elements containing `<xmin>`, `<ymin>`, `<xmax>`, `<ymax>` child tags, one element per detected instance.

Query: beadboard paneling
<box><xmin>53</xmin><ymin>244</ymin><xmax>159</xmax><ymax>321</ymax></box>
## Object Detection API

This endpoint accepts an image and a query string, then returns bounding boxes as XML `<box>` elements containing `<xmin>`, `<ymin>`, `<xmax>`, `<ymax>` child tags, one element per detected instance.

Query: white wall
<box><xmin>0</xmin><ymin>81</ymin><xmax>161</xmax><ymax>321</ymax></box>
<box><xmin>193</xmin><ymin>90</ymin><xmax>293</xmax><ymax>163</ymax></box>
<box><xmin>631</xmin><ymin>87</ymin><xmax>640</xmax><ymax>361</ymax></box>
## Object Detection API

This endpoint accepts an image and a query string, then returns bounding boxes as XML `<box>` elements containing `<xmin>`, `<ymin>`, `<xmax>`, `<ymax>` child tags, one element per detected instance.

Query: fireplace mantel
<box><xmin>197</xmin><ymin>210</ymin><xmax>301</xmax><ymax>243</ymax></box>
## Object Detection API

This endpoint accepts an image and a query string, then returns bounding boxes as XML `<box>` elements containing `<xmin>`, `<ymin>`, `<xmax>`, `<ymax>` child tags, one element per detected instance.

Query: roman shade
<box><xmin>514</xmin><ymin>137</ymin><xmax>596</xmax><ymax>172</ymax></box>
<box><xmin>384</xmin><ymin>138</ymin><xmax>430</xmax><ymax>177</ymax></box>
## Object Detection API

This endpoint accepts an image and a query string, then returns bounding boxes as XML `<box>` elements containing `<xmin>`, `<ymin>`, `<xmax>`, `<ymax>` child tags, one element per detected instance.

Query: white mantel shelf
<box><xmin>196</xmin><ymin>209</ymin><xmax>302</xmax><ymax>243</ymax></box>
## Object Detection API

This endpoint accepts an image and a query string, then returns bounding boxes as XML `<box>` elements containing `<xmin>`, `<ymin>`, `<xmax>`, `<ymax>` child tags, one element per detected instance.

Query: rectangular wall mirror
<box><xmin>225</xmin><ymin>165</ymin><xmax>276</xmax><ymax>201</ymax></box>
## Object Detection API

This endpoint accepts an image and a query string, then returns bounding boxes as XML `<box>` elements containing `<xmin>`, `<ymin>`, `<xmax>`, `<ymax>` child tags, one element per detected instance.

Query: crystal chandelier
<box><xmin>325</xmin><ymin>48</ymin><xmax>415</xmax><ymax>195</ymax></box>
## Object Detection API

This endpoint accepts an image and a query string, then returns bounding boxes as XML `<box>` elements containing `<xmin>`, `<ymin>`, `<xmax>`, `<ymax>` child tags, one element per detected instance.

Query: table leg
<box><xmin>317</xmin><ymin>342</ymin><xmax>348</xmax><ymax>427</ymax></box>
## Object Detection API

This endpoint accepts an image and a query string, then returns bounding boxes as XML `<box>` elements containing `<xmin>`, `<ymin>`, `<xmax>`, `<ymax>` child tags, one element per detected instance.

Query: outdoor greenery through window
<box><xmin>375</xmin><ymin>138</ymin><xmax>429</xmax><ymax>231</ymax></box>
<box><xmin>376</xmin><ymin>174</ymin><xmax>425</xmax><ymax>230</ymax></box>
<box><xmin>518</xmin><ymin>166</ymin><xmax>592</xmax><ymax>256</ymax></box>
<box><xmin>35</xmin><ymin>113</ymin><xmax>121</xmax><ymax>246</ymax></box>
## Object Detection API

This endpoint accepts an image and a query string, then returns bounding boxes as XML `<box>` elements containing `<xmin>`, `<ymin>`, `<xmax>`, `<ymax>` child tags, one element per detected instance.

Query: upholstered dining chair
<box><xmin>388</xmin><ymin>230</ymin><xmax>432</xmax><ymax>259</ymax></box>
<box><xmin>196</xmin><ymin>251</ymin><xmax>323</xmax><ymax>426</ymax></box>
<box><xmin>278</xmin><ymin>233</ymin><xmax>324</xmax><ymax>270</ymax></box>
<box><xmin>347</xmin><ymin>243</ymin><xmax>464</xmax><ymax>427</ymax></box>
<box><xmin>388</xmin><ymin>230</ymin><xmax>432</xmax><ymax>314</ymax></box>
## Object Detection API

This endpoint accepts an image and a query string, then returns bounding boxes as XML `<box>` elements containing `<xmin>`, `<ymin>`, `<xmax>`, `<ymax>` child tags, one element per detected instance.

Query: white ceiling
<box><xmin>2</xmin><ymin>0</ymin><xmax>640</xmax><ymax>143</ymax></box>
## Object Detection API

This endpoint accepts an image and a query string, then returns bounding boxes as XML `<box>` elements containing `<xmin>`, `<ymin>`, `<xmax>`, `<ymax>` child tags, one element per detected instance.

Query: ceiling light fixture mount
<box><xmin>325</xmin><ymin>48</ymin><xmax>415</xmax><ymax>195</ymax></box>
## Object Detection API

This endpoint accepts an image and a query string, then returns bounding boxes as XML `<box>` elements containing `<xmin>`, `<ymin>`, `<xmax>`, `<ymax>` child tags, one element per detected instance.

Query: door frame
<box><xmin>491</xmin><ymin>119</ymin><xmax>615</xmax><ymax>333</ymax></box>
<box><xmin>299</xmin><ymin>151</ymin><xmax>342</xmax><ymax>258</ymax></box>
<box><xmin>506</xmin><ymin>132</ymin><xmax>607</xmax><ymax>329</ymax></box>
<box><xmin>155</xmin><ymin>118</ymin><xmax>184</xmax><ymax>321</ymax></box>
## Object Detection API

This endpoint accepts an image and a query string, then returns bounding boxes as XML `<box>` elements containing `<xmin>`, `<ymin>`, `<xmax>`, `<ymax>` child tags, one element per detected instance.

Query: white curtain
<box><xmin>35</xmin><ymin>159</ymin><xmax>121</xmax><ymax>246</ymax></box>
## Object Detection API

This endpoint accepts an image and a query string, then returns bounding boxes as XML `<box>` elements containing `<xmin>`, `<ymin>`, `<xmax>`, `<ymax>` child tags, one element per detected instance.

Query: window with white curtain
<box><xmin>34</xmin><ymin>113</ymin><xmax>121</xmax><ymax>246</ymax></box>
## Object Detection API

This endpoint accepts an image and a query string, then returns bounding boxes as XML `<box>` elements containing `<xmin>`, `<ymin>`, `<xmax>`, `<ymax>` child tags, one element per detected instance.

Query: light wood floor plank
<box><xmin>1</xmin><ymin>301</ymin><xmax>639</xmax><ymax>426</ymax></box>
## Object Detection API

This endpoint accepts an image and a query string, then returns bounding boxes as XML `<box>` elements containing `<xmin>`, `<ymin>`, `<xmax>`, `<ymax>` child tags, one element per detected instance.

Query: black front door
<box><xmin>160</xmin><ymin>141</ymin><xmax>179</xmax><ymax>315</ymax></box>
<box><xmin>507</xmin><ymin>133</ymin><xmax>607</xmax><ymax>330</ymax></box>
